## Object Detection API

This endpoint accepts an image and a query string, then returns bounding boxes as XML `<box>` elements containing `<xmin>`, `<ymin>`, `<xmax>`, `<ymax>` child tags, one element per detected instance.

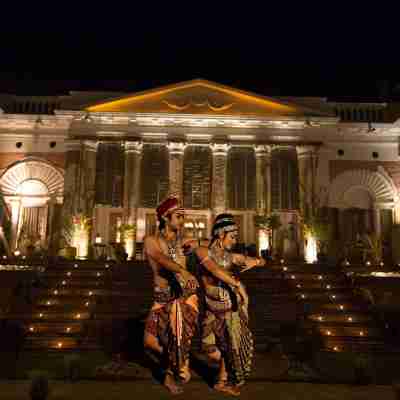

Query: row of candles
<box><xmin>29</xmin><ymin>262</ymin><xmax>111</xmax><ymax>349</ymax></box>
<box><xmin>280</xmin><ymin>261</ymin><xmax>368</xmax><ymax>352</ymax></box>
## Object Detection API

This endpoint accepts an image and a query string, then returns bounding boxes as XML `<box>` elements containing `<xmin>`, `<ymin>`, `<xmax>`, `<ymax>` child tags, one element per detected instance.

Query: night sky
<box><xmin>1</xmin><ymin>4</ymin><xmax>400</xmax><ymax>100</ymax></box>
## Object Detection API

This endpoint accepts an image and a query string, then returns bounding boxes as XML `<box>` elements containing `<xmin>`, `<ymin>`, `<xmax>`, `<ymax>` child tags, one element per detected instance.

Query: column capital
<box><xmin>167</xmin><ymin>141</ymin><xmax>186</xmax><ymax>155</ymax></box>
<box><xmin>296</xmin><ymin>145</ymin><xmax>318</xmax><ymax>158</ymax></box>
<box><xmin>254</xmin><ymin>144</ymin><xmax>272</xmax><ymax>158</ymax></box>
<box><xmin>210</xmin><ymin>143</ymin><xmax>230</xmax><ymax>156</ymax></box>
<box><xmin>64</xmin><ymin>139</ymin><xmax>82</xmax><ymax>152</ymax></box>
<box><xmin>83</xmin><ymin>140</ymin><xmax>99</xmax><ymax>152</ymax></box>
<box><xmin>124</xmin><ymin>140</ymin><xmax>143</xmax><ymax>154</ymax></box>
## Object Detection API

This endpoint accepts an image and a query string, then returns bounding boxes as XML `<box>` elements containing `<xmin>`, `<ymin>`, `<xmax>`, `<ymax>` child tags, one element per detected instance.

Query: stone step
<box><xmin>299</xmin><ymin>301</ymin><xmax>365</xmax><ymax>313</ymax></box>
<box><xmin>307</xmin><ymin>311</ymin><xmax>374</xmax><ymax>323</ymax></box>
<box><xmin>321</xmin><ymin>336</ymin><xmax>399</xmax><ymax>353</ymax></box>
<box><xmin>317</xmin><ymin>325</ymin><xmax>382</xmax><ymax>338</ymax></box>
<box><xmin>23</xmin><ymin>335</ymin><xmax>99</xmax><ymax>350</ymax></box>
<box><xmin>24</xmin><ymin>321</ymin><xmax>85</xmax><ymax>335</ymax></box>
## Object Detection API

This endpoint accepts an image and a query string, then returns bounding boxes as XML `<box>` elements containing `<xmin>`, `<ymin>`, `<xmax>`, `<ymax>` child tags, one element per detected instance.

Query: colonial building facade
<box><xmin>1</xmin><ymin>79</ymin><xmax>400</xmax><ymax>261</ymax></box>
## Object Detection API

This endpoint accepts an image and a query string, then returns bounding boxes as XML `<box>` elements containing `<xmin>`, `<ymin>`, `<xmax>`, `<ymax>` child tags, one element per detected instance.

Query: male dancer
<box><xmin>143</xmin><ymin>196</ymin><xmax>199</xmax><ymax>394</ymax></box>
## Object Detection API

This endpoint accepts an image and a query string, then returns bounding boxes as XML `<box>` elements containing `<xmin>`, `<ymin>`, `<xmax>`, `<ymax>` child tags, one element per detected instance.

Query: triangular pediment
<box><xmin>85</xmin><ymin>79</ymin><xmax>332</xmax><ymax>117</ymax></box>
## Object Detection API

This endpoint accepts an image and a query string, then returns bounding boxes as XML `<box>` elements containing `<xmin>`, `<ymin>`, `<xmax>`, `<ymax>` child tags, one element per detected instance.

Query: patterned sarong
<box><xmin>201</xmin><ymin>283</ymin><xmax>253</xmax><ymax>386</ymax></box>
<box><xmin>144</xmin><ymin>273</ymin><xmax>199</xmax><ymax>377</ymax></box>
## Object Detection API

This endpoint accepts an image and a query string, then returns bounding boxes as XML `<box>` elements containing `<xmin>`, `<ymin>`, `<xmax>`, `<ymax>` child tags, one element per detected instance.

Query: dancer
<box><xmin>143</xmin><ymin>196</ymin><xmax>199</xmax><ymax>394</ymax></box>
<box><xmin>194</xmin><ymin>213</ymin><xmax>266</xmax><ymax>396</ymax></box>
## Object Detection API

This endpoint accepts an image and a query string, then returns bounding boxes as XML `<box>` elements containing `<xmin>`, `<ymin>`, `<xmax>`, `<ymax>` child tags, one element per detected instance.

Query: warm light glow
<box><xmin>85</xmin><ymin>302</ymin><xmax>89</xmax><ymax>307</ymax></box>
<box><xmin>318</xmin><ymin>316</ymin><xmax>323</xmax><ymax>321</ymax></box>
<box><xmin>76</xmin><ymin>314</ymin><xmax>81</xmax><ymax>319</ymax></box>
<box><xmin>318</xmin><ymin>275</ymin><xmax>323</xmax><ymax>280</ymax></box>
<box><xmin>228</xmin><ymin>135</ymin><xmax>255</xmax><ymax>140</ymax></box>
<box><xmin>2</xmin><ymin>255</ymin><xmax>7</xmax><ymax>259</ymax></box>
<box><xmin>366</xmin><ymin>261</ymin><xmax>371</xmax><ymax>266</ymax></box>
<box><xmin>67</xmin><ymin>272</ymin><xmax>71</xmax><ymax>276</ymax></box>
<box><xmin>86</xmin><ymin>80</ymin><xmax>298</xmax><ymax>114</ymax></box>
<box><xmin>105</xmin><ymin>264</ymin><xmax>109</xmax><ymax>269</ymax></box>
<box><xmin>46</xmin><ymin>301</ymin><xmax>51</xmax><ymax>305</ymax></box>
<box><xmin>66</xmin><ymin>327</ymin><xmax>71</xmax><ymax>332</ymax></box>
<box><xmin>305</xmin><ymin>235</ymin><xmax>318</xmax><ymax>264</ymax></box>
<box><xmin>327</xmin><ymin>331</ymin><xmax>331</xmax><ymax>336</ymax></box>
<box><xmin>326</xmin><ymin>285</ymin><xmax>331</xmax><ymax>289</ymax></box>
<box><xmin>97</xmin><ymin>272</ymin><xmax>101</xmax><ymax>277</ymax></box>
<box><xmin>347</xmin><ymin>317</ymin><xmax>353</xmax><ymax>322</ymax></box>
<box><xmin>283</xmin><ymin>267</ymin><xmax>288</xmax><ymax>271</ymax></box>
<box><xmin>72</xmin><ymin>227</ymin><xmax>89</xmax><ymax>260</ymax></box>
<box><xmin>89</xmin><ymin>291</ymin><xmax>93</xmax><ymax>296</ymax></box>
<box><xmin>74</xmin><ymin>264</ymin><xmax>78</xmax><ymax>268</ymax></box>
<box><xmin>345</xmin><ymin>260</ymin><xmax>350</xmax><ymax>266</ymax></box>
<box><xmin>57</xmin><ymin>342</ymin><xmax>62</xmax><ymax>348</ymax></box>
<box><xmin>53</xmin><ymin>290</ymin><xmax>58</xmax><ymax>295</ymax></box>
<box><xmin>359</xmin><ymin>331</ymin><xmax>364</xmax><ymax>336</ymax></box>
<box><xmin>62</xmin><ymin>280</ymin><xmax>66</xmax><ymax>285</ymax></box>
<box><xmin>301</xmin><ymin>294</ymin><xmax>305</xmax><ymax>299</ymax></box>
<box><xmin>29</xmin><ymin>327</ymin><xmax>34</xmax><ymax>332</ymax></box>
<box><xmin>14</xmin><ymin>250</ymin><xmax>21</xmax><ymax>257</ymax></box>
<box><xmin>39</xmin><ymin>313</ymin><xmax>43</xmax><ymax>318</ymax></box>
<box><xmin>258</xmin><ymin>230</ymin><xmax>269</xmax><ymax>255</ymax></box>
<box><xmin>331</xmin><ymin>295</ymin><xmax>336</xmax><ymax>299</ymax></box>
<box><xmin>339</xmin><ymin>305</ymin><xmax>344</xmax><ymax>310</ymax></box>
<box><xmin>280</xmin><ymin>259</ymin><xmax>285</xmax><ymax>264</ymax></box>
<box><xmin>379</xmin><ymin>262</ymin><xmax>384</xmax><ymax>267</ymax></box>
<box><xmin>95</xmin><ymin>234</ymin><xmax>102</xmax><ymax>244</ymax></box>
<box><xmin>296</xmin><ymin>284</ymin><xmax>302</xmax><ymax>288</ymax></box>
<box><xmin>291</xmin><ymin>275</ymin><xmax>296</xmax><ymax>279</ymax></box>
<box><xmin>333</xmin><ymin>346</ymin><xmax>339</xmax><ymax>351</ymax></box>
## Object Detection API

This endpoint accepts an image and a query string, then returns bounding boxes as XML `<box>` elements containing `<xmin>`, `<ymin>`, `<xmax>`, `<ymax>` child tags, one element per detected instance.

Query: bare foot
<box><xmin>214</xmin><ymin>383</ymin><xmax>241</xmax><ymax>396</ymax></box>
<box><xmin>164</xmin><ymin>373</ymin><xmax>183</xmax><ymax>394</ymax></box>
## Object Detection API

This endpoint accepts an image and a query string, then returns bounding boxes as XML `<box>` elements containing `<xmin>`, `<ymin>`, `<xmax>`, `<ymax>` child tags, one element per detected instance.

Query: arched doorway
<box><xmin>0</xmin><ymin>159</ymin><xmax>64</xmax><ymax>251</ymax></box>
<box><xmin>328</xmin><ymin>167</ymin><xmax>398</xmax><ymax>261</ymax></box>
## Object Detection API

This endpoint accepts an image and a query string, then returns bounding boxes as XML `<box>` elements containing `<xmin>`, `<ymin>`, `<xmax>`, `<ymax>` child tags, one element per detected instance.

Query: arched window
<box><xmin>227</xmin><ymin>147</ymin><xmax>256</xmax><ymax>209</ymax></box>
<box><xmin>183</xmin><ymin>145</ymin><xmax>211</xmax><ymax>209</ymax></box>
<box><xmin>140</xmin><ymin>144</ymin><xmax>169</xmax><ymax>208</ymax></box>
<box><xmin>271</xmin><ymin>147</ymin><xmax>299</xmax><ymax>211</ymax></box>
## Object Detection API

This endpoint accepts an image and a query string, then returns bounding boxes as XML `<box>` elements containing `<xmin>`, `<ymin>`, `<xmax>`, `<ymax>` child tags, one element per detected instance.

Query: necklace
<box><xmin>210</xmin><ymin>246</ymin><xmax>231</xmax><ymax>269</ymax></box>
<box><xmin>161</xmin><ymin>231</ymin><xmax>178</xmax><ymax>261</ymax></box>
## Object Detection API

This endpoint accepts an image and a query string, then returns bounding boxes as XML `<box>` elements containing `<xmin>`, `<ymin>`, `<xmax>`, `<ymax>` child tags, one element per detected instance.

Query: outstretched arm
<box><xmin>232</xmin><ymin>253</ymin><xmax>266</xmax><ymax>273</ymax></box>
<box><xmin>195</xmin><ymin>247</ymin><xmax>240</xmax><ymax>287</ymax></box>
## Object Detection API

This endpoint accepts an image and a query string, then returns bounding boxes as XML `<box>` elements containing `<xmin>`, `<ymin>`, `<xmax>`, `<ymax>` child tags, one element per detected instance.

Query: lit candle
<box><xmin>105</xmin><ymin>264</ymin><xmax>109</xmax><ymax>269</ymax></box>
<box><xmin>89</xmin><ymin>291</ymin><xmax>93</xmax><ymax>296</ymax></box>
<box><xmin>66</xmin><ymin>327</ymin><xmax>71</xmax><ymax>332</ymax></box>
<box><xmin>67</xmin><ymin>272</ymin><xmax>71</xmax><ymax>276</ymax></box>
<box><xmin>318</xmin><ymin>316</ymin><xmax>323</xmax><ymax>321</ymax></box>
<box><xmin>347</xmin><ymin>317</ymin><xmax>353</xmax><ymax>322</ymax></box>
<box><xmin>74</xmin><ymin>264</ymin><xmax>78</xmax><ymax>268</ymax></box>
<box><xmin>301</xmin><ymin>294</ymin><xmax>305</xmax><ymax>299</ymax></box>
<box><xmin>57</xmin><ymin>342</ymin><xmax>62</xmax><ymax>348</ymax></box>
<box><xmin>62</xmin><ymin>280</ymin><xmax>67</xmax><ymax>285</ymax></box>
<box><xmin>97</xmin><ymin>272</ymin><xmax>101</xmax><ymax>277</ymax></box>
<box><xmin>331</xmin><ymin>295</ymin><xmax>336</xmax><ymax>299</ymax></box>
<box><xmin>39</xmin><ymin>313</ymin><xmax>43</xmax><ymax>318</ymax></box>
<box><xmin>280</xmin><ymin>259</ymin><xmax>284</xmax><ymax>264</ymax></box>
<box><xmin>291</xmin><ymin>275</ymin><xmax>295</xmax><ymax>279</ymax></box>
<box><xmin>53</xmin><ymin>290</ymin><xmax>58</xmax><ymax>295</ymax></box>
<box><xmin>326</xmin><ymin>285</ymin><xmax>331</xmax><ymax>289</ymax></box>
<box><xmin>296</xmin><ymin>284</ymin><xmax>302</xmax><ymax>288</ymax></box>
<box><xmin>318</xmin><ymin>275</ymin><xmax>323</xmax><ymax>280</ymax></box>
<box><xmin>333</xmin><ymin>346</ymin><xmax>338</xmax><ymax>351</ymax></box>
<box><xmin>29</xmin><ymin>327</ymin><xmax>34</xmax><ymax>332</ymax></box>
<box><xmin>76</xmin><ymin>313</ymin><xmax>81</xmax><ymax>319</ymax></box>
<box><xmin>339</xmin><ymin>305</ymin><xmax>344</xmax><ymax>310</ymax></box>
<box><xmin>283</xmin><ymin>267</ymin><xmax>287</xmax><ymax>271</ymax></box>
<box><xmin>366</xmin><ymin>261</ymin><xmax>371</xmax><ymax>266</ymax></box>
<box><xmin>359</xmin><ymin>331</ymin><xmax>364</xmax><ymax>336</ymax></box>
<box><xmin>46</xmin><ymin>301</ymin><xmax>51</xmax><ymax>306</ymax></box>
<box><xmin>327</xmin><ymin>331</ymin><xmax>331</xmax><ymax>335</ymax></box>
<box><xmin>85</xmin><ymin>302</ymin><xmax>89</xmax><ymax>307</ymax></box>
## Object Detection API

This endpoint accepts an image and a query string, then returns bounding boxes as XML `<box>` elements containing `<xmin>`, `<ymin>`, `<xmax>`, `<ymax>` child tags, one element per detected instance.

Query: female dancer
<box><xmin>194</xmin><ymin>214</ymin><xmax>266</xmax><ymax>396</ymax></box>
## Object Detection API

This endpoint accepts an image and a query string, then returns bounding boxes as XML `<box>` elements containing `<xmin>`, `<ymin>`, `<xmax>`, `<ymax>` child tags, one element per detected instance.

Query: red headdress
<box><xmin>156</xmin><ymin>196</ymin><xmax>183</xmax><ymax>219</ymax></box>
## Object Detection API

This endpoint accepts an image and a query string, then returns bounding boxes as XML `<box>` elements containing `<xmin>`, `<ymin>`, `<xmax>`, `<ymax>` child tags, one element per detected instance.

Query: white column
<box><xmin>9</xmin><ymin>199</ymin><xmax>21</xmax><ymax>251</ymax></box>
<box><xmin>254</xmin><ymin>145</ymin><xmax>272</xmax><ymax>215</ymax></box>
<box><xmin>123</xmin><ymin>141</ymin><xmax>143</xmax><ymax>259</ymax></box>
<box><xmin>211</xmin><ymin>143</ymin><xmax>230</xmax><ymax>216</ymax></box>
<box><xmin>167</xmin><ymin>142</ymin><xmax>186</xmax><ymax>200</ymax></box>
<box><xmin>373</xmin><ymin>207</ymin><xmax>381</xmax><ymax>237</ymax></box>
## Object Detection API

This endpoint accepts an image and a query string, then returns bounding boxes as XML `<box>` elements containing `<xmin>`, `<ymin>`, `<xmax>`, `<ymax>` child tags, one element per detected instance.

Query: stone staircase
<box><xmin>2</xmin><ymin>258</ymin><xmax>400</xmax><ymax>381</ymax></box>
<box><xmin>270</xmin><ymin>262</ymin><xmax>400</xmax><ymax>354</ymax></box>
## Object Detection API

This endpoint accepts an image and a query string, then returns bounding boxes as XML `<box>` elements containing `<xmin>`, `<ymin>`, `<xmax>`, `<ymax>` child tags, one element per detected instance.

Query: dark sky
<box><xmin>1</xmin><ymin>4</ymin><xmax>400</xmax><ymax>99</ymax></box>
